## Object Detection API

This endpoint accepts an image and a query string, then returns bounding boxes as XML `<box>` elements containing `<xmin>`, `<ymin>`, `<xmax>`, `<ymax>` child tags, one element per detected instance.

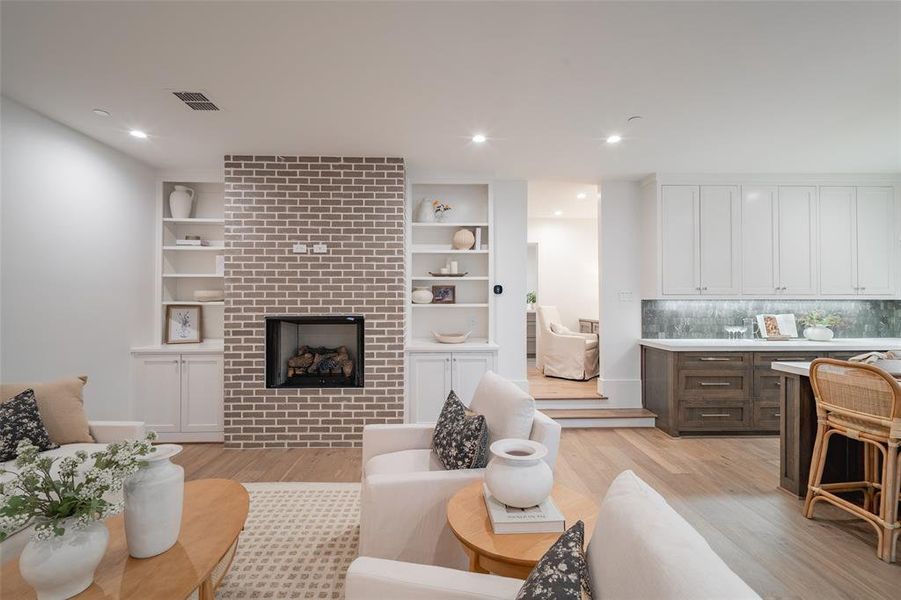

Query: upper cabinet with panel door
<box><xmin>819</xmin><ymin>186</ymin><xmax>895</xmax><ymax>296</ymax></box>
<box><xmin>660</xmin><ymin>185</ymin><xmax>740</xmax><ymax>296</ymax></box>
<box><xmin>741</xmin><ymin>186</ymin><xmax>817</xmax><ymax>296</ymax></box>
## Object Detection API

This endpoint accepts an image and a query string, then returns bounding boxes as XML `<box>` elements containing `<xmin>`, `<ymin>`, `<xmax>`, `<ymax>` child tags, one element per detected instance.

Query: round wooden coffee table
<box><xmin>447</xmin><ymin>481</ymin><xmax>598</xmax><ymax>579</ymax></box>
<box><xmin>1</xmin><ymin>478</ymin><xmax>249</xmax><ymax>599</ymax></box>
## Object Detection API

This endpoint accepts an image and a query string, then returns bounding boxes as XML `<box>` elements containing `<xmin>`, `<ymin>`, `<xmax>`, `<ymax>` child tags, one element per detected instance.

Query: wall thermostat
<box><xmin>493</xmin><ymin>284</ymin><xmax>503</xmax><ymax>295</ymax></box>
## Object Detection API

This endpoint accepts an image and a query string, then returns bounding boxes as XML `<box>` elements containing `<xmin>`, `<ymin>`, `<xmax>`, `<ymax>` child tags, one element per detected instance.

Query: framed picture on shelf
<box><xmin>165</xmin><ymin>305</ymin><xmax>203</xmax><ymax>344</ymax></box>
<box><xmin>431</xmin><ymin>285</ymin><xmax>456</xmax><ymax>304</ymax></box>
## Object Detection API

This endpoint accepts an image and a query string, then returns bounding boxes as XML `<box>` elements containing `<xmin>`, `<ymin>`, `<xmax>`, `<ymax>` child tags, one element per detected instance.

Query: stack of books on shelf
<box><xmin>176</xmin><ymin>237</ymin><xmax>211</xmax><ymax>247</ymax></box>
<box><xmin>482</xmin><ymin>484</ymin><xmax>565</xmax><ymax>534</ymax></box>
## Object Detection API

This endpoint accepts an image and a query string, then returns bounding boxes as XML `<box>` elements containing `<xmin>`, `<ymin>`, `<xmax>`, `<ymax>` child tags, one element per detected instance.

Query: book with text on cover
<box><xmin>482</xmin><ymin>483</ymin><xmax>565</xmax><ymax>534</ymax></box>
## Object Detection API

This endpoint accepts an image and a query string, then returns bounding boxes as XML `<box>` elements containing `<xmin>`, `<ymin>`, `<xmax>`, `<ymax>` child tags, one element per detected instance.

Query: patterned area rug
<box><xmin>218</xmin><ymin>482</ymin><xmax>361</xmax><ymax>599</ymax></box>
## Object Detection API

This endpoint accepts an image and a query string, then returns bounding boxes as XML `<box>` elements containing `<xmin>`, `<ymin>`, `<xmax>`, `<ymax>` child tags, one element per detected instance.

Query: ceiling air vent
<box><xmin>172</xmin><ymin>91</ymin><xmax>220</xmax><ymax>111</ymax></box>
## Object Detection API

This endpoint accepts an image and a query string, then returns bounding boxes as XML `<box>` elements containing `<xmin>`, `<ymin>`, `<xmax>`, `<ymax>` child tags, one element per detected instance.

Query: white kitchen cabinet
<box><xmin>819</xmin><ymin>186</ymin><xmax>894</xmax><ymax>296</ymax></box>
<box><xmin>661</xmin><ymin>185</ymin><xmax>739</xmax><ymax>295</ymax></box>
<box><xmin>407</xmin><ymin>349</ymin><xmax>497</xmax><ymax>423</ymax></box>
<box><xmin>742</xmin><ymin>186</ymin><xmax>817</xmax><ymax>295</ymax></box>
<box><xmin>132</xmin><ymin>351</ymin><xmax>224</xmax><ymax>441</ymax></box>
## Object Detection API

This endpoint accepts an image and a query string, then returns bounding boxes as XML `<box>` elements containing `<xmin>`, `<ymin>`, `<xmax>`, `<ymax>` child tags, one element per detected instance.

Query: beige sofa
<box><xmin>347</xmin><ymin>470</ymin><xmax>760</xmax><ymax>600</ymax></box>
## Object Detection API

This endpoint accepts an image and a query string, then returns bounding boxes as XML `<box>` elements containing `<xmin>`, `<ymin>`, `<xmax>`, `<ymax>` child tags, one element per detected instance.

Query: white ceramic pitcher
<box><xmin>168</xmin><ymin>185</ymin><xmax>195</xmax><ymax>219</ymax></box>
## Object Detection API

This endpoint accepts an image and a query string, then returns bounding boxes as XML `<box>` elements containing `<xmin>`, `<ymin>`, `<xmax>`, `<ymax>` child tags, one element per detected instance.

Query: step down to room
<box><xmin>540</xmin><ymin>408</ymin><xmax>657</xmax><ymax>429</ymax></box>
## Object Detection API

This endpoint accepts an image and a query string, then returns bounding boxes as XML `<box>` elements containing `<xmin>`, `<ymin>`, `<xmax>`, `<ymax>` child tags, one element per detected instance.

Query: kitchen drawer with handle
<box><xmin>753</xmin><ymin>369</ymin><xmax>784</xmax><ymax>401</ymax></box>
<box><xmin>752</xmin><ymin>353</ymin><xmax>820</xmax><ymax>368</ymax></box>
<box><xmin>680</xmin><ymin>403</ymin><xmax>750</xmax><ymax>430</ymax></box>
<box><xmin>678</xmin><ymin>372</ymin><xmax>749</xmax><ymax>398</ymax></box>
<box><xmin>679</xmin><ymin>352</ymin><xmax>750</xmax><ymax>370</ymax></box>
<box><xmin>753</xmin><ymin>402</ymin><xmax>781</xmax><ymax>431</ymax></box>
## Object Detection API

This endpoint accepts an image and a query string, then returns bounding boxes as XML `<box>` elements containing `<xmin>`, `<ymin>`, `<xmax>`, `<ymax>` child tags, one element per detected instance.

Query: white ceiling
<box><xmin>2</xmin><ymin>1</ymin><xmax>899</xmax><ymax>180</ymax></box>
<box><xmin>527</xmin><ymin>181</ymin><xmax>598</xmax><ymax>219</ymax></box>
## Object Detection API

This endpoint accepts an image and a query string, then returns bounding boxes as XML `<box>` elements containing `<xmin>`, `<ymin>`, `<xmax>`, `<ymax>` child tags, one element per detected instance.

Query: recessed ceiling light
<box><xmin>606</xmin><ymin>134</ymin><xmax>622</xmax><ymax>144</ymax></box>
<box><xmin>129</xmin><ymin>129</ymin><xmax>148</xmax><ymax>139</ymax></box>
<box><xmin>576</xmin><ymin>192</ymin><xmax>587</xmax><ymax>200</ymax></box>
<box><xmin>553</xmin><ymin>210</ymin><xmax>563</xmax><ymax>216</ymax></box>
<box><xmin>471</xmin><ymin>133</ymin><xmax>487</xmax><ymax>144</ymax></box>
<box><xmin>92</xmin><ymin>108</ymin><xmax>110</xmax><ymax>117</ymax></box>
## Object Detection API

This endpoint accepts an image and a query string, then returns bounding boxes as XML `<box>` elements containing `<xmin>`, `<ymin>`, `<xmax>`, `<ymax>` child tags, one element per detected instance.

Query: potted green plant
<box><xmin>526</xmin><ymin>291</ymin><xmax>537</xmax><ymax>311</ymax></box>
<box><xmin>0</xmin><ymin>434</ymin><xmax>155</xmax><ymax>599</ymax></box>
<box><xmin>798</xmin><ymin>310</ymin><xmax>841</xmax><ymax>341</ymax></box>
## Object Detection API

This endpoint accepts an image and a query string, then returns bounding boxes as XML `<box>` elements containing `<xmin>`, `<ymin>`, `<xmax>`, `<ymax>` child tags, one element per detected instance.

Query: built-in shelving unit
<box><xmin>406</xmin><ymin>181</ymin><xmax>494</xmax><ymax>347</ymax></box>
<box><xmin>158</xmin><ymin>181</ymin><xmax>225</xmax><ymax>343</ymax></box>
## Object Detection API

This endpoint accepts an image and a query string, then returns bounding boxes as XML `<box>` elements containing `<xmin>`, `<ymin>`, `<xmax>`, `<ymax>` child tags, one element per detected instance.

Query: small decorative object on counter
<box><xmin>452</xmin><ymin>228</ymin><xmax>475</xmax><ymax>250</ymax></box>
<box><xmin>168</xmin><ymin>185</ymin><xmax>195</xmax><ymax>219</ymax></box>
<box><xmin>798</xmin><ymin>310</ymin><xmax>841</xmax><ymax>341</ymax></box>
<box><xmin>165</xmin><ymin>305</ymin><xmax>203</xmax><ymax>344</ymax></box>
<box><xmin>485</xmin><ymin>439</ymin><xmax>553</xmax><ymax>508</ymax></box>
<box><xmin>756</xmin><ymin>313</ymin><xmax>798</xmax><ymax>340</ymax></box>
<box><xmin>0</xmin><ymin>434</ymin><xmax>156</xmax><ymax>599</ymax></box>
<box><xmin>124</xmin><ymin>444</ymin><xmax>184</xmax><ymax>558</ymax></box>
<box><xmin>412</xmin><ymin>287</ymin><xmax>434</xmax><ymax>304</ymax></box>
<box><xmin>432</xmin><ymin>200</ymin><xmax>452</xmax><ymax>222</ymax></box>
<box><xmin>416</xmin><ymin>198</ymin><xmax>435</xmax><ymax>223</ymax></box>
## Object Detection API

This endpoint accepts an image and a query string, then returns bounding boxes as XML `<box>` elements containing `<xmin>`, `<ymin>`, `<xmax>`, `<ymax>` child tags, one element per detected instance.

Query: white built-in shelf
<box><xmin>411</xmin><ymin>248</ymin><xmax>489</xmax><ymax>254</ymax></box>
<box><xmin>161</xmin><ymin>301</ymin><xmax>224</xmax><ymax>306</ymax></box>
<box><xmin>163</xmin><ymin>218</ymin><xmax>225</xmax><ymax>224</ymax></box>
<box><xmin>405</xmin><ymin>338</ymin><xmax>499</xmax><ymax>352</ymax></box>
<box><xmin>411</xmin><ymin>276</ymin><xmax>489</xmax><ymax>281</ymax></box>
<box><xmin>162</xmin><ymin>273</ymin><xmax>223</xmax><ymax>279</ymax></box>
<box><xmin>412</xmin><ymin>303</ymin><xmax>489</xmax><ymax>308</ymax></box>
<box><xmin>162</xmin><ymin>246</ymin><xmax>225</xmax><ymax>251</ymax></box>
<box><xmin>412</xmin><ymin>222</ymin><xmax>489</xmax><ymax>228</ymax></box>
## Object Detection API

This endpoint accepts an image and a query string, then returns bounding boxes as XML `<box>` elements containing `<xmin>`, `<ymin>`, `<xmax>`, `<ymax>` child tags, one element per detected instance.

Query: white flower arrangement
<box><xmin>0</xmin><ymin>432</ymin><xmax>157</xmax><ymax>541</ymax></box>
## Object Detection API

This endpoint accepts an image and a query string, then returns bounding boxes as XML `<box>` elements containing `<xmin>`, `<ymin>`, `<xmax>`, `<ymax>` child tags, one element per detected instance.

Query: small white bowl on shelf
<box><xmin>432</xmin><ymin>331</ymin><xmax>472</xmax><ymax>344</ymax></box>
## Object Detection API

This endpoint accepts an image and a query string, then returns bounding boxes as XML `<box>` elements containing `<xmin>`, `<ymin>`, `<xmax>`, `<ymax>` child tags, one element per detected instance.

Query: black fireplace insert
<box><xmin>265</xmin><ymin>315</ymin><xmax>365</xmax><ymax>388</ymax></box>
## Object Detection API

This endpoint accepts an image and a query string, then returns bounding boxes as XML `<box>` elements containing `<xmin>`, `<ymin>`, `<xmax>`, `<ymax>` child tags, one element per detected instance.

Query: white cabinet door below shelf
<box><xmin>856</xmin><ymin>186</ymin><xmax>894</xmax><ymax>296</ymax></box>
<box><xmin>451</xmin><ymin>352</ymin><xmax>497</xmax><ymax>407</ymax></box>
<box><xmin>409</xmin><ymin>352</ymin><xmax>452</xmax><ymax>423</ymax></box>
<box><xmin>133</xmin><ymin>355</ymin><xmax>181</xmax><ymax>433</ymax></box>
<box><xmin>180</xmin><ymin>354</ymin><xmax>224</xmax><ymax>432</ymax></box>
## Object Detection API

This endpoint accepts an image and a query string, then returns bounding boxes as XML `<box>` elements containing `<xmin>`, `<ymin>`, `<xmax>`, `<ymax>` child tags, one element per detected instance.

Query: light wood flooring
<box><xmin>526</xmin><ymin>363</ymin><xmax>602</xmax><ymax>399</ymax></box>
<box><xmin>173</xmin><ymin>429</ymin><xmax>901</xmax><ymax>599</ymax></box>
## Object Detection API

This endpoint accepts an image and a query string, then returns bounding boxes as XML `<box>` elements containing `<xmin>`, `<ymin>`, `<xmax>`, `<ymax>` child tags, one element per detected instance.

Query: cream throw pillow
<box><xmin>549</xmin><ymin>322</ymin><xmax>573</xmax><ymax>335</ymax></box>
<box><xmin>468</xmin><ymin>370</ymin><xmax>535</xmax><ymax>445</ymax></box>
<box><xmin>1</xmin><ymin>376</ymin><xmax>93</xmax><ymax>444</ymax></box>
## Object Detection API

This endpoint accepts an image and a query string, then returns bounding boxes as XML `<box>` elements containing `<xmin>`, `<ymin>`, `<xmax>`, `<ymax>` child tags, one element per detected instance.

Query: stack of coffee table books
<box><xmin>482</xmin><ymin>484</ymin><xmax>565</xmax><ymax>534</ymax></box>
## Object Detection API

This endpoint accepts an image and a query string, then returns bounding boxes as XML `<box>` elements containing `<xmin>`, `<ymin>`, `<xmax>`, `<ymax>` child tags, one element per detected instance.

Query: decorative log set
<box><xmin>286</xmin><ymin>345</ymin><xmax>354</xmax><ymax>378</ymax></box>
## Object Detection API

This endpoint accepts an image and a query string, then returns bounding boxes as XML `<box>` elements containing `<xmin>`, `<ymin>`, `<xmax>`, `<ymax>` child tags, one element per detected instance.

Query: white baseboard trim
<box><xmin>558</xmin><ymin>417</ymin><xmax>655</xmax><ymax>429</ymax></box>
<box><xmin>156</xmin><ymin>431</ymin><xmax>224</xmax><ymax>443</ymax></box>
<box><xmin>596</xmin><ymin>377</ymin><xmax>642</xmax><ymax>408</ymax></box>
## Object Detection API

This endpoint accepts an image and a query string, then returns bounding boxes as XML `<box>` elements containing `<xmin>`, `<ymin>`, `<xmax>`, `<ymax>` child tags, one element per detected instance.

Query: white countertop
<box><xmin>770</xmin><ymin>361</ymin><xmax>812</xmax><ymax>376</ymax></box>
<box><xmin>405</xmin><ymin>338</ymin><xmax>499</xmax><ymax>352</ymax></box>
<box><xmin>639</xmin><ymin>338</ymin><xmax>901</xmax><ymax>352</ymax></box>
<box><xmin>131</xmin><ymin>340</ymin><xmax>224</xmax><ymax>354</ymax></box>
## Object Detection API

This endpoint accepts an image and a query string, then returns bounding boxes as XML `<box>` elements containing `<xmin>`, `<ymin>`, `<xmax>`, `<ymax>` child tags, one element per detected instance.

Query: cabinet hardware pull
<box><xmin>701</xmin><ymin>286</ymin><xmax>708</xmax><ymax>291</ymax></box>
<box><xmin>172</xmin><ymin>360</ymin><xmax>179</xmax><ymax>364</ymax></box>
<box><xmin>774</xmin><ymin>413</ymin><xmax>781</xmax><ymax>417</ymax></box>
<box><xmin>700</xmin><ymin>413</ymin><xmax>730</xmax><ymax>418</ymax></box>
<box><xmin>774</xmin><ymin>357</ymin><xmax>799</xmax><ymax>361</ymax></box>
<box><xmin>699</xmin><ymin>357</ymin><xmax>731</xmax><ymax>361</ymax></box>
<box><xmin>859</xmin><ymin>287</ymin><xmax>866</xmax><ymax>291</ymax></box>
<box><xmin>699</xmin><ymin>382</ymin><xmax>731</xmax><ymax>386</ymax></box>
<box><xmin>774</xmin><ymin>381</ymin><xmax>781</xmax><ymax>387</ymax></box>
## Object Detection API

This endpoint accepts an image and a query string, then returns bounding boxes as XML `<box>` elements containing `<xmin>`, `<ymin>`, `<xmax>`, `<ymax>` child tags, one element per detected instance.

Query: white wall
<box><xmin>1</xmin><ymin>97</ymin><xmax>156</xmax><ymax>419</ymax></box>
<box><xmin>598</xmin><ymin>180</ymin><xmax>643</xmax><ymax>408</ymax></box>
<box><xmin>493</xmin><ymin>180</ymin><xmax>528</xmax><ymax>390</ymax></box>
<box><xmin>527</xmin><ymin>218</ymin><xmax>598</xmax><ymax>331</ymax></box>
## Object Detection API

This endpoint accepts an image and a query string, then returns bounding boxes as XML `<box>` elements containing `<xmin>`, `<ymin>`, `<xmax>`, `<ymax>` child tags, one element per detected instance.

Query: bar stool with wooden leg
<box><xmin>804</xmin><ymin>358</ymin><xmax>901</xmax><ymax>562</ymax></box>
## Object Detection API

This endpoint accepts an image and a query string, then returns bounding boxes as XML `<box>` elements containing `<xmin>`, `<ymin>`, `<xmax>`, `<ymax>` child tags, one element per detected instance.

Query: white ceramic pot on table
<box><xmin>484</xmin><ymin>439</ymin><xmax>553</xmax><ymax>508</ymax></box>
<box><xmin>19</xmin><ymin>520</ymin><xmax>109</xmax><ymax>600</ymax></box>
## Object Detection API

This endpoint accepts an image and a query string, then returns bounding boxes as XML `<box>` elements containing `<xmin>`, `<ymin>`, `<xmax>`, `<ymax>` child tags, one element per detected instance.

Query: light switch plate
<box><xmin>312</xmin><ymin>243</ymin><xmax>327</xmax><ymax>254</ymax></box>
<box><xmin>618</xmin><ymin>291</ymin><xmax>633</xmax><ymax>302</ymax></box>
<box><xmin>292</xmin><ymin>243</ymin><xmax>307</xmax><ymax>254</ymax></box>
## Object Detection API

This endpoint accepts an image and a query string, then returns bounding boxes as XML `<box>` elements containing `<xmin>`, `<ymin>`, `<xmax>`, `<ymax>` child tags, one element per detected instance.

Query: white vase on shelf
<box><xmin>123</xmin><ymin>444</ymin><xmax>184</xmax><ymax>558</ymax></box>
<box><xmin>415</xmin><ymin>198</ymin><xmax>434</xmax><ymax>223</ymax></box>
<box><xmin>484</xmin><ymin>439</ymin><xmax>553</xmax><ymax>508</ymax></box>
<box><xmin>19</xmin><ymin>520</ymin><xmax>109</xmax><ymax>600</ymax></box>
<box><xmin>168</xmin><ymin>185</ymin><xmax>195</xmax><ymax>219</ymax></box>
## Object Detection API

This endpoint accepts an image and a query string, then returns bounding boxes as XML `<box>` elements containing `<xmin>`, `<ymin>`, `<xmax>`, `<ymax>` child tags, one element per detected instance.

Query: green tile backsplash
<box><xmin>641</xmin><ymin>300</ymin><xmax>901</xmax><ymax>339</ymax></box>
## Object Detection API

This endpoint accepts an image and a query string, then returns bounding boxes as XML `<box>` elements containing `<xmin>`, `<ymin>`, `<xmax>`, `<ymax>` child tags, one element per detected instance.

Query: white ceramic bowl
<box><xmin>432</xmin><ymin>331</ymin><xmax>471</xmax><ymax>344</ymax></box>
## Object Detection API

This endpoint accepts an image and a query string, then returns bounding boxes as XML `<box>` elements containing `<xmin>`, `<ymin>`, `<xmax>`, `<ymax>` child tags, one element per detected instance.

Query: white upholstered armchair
<box><xmin>536</xmin><ymin>305</ymin><xmax>599</xmax><ymax>381</ymax></box>
<box><xmin>359</xmin><ymin>372</ymin><xmax>562</xmax><ymax>570</ymax></box>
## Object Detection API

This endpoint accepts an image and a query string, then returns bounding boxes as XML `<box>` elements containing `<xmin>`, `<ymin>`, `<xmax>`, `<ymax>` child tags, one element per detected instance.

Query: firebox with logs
<box><xmin>265</xmin><ymin>315</ymin><xmax>365</xmax><ymax>388</ymax></box>
<box><xmin>286</xmin><ymin>345</ymin><xmax>354</xmax><ymax>379</ymax></box>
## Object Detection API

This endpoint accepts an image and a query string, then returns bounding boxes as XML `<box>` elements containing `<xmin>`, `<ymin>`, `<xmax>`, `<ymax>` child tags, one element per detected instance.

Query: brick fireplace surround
<box><xmin>223</xmin><ymin>155</ymin><xmax>405</xmax><ymax>448</ymax></box>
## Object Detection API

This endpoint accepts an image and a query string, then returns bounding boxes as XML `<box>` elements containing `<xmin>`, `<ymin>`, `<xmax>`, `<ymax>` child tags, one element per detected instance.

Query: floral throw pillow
<box><xmin>432</xmin><ymin>390</ymin><xmax>490</xmax><ymax>470</ymax></box>
<box><xmin>516</xmin><ymin>520</ymin><xmax>593</xmax><ymax>600</ymax></box>
<box><xmin>0</xmin><ymin>389</ymin><xmax>58</xmax><ymax>462</ymax></box>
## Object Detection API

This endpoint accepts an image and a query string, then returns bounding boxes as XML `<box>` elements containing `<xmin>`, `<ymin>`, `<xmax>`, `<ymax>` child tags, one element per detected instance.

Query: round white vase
<box><xmin>19</xmin><ymin>520</ymin><xmax>109</xmax><ymax>600</ymax></box>
<box><xmin>124</xmin><ymin>444</ymin><xmax>184</xmax><ymax>559</ymax></box>
<box><xmin>803</xmin><ymin>326</ymin><xmax>834</xmax><ymax>341</ymax></box>
<box><xmin>411</xmin><ymin>287</ymin><xmax>433</xmax><ymax>304</ymax></box>
<box><xmin>168</xmin><ymin>185</ymin><xmax>195</xmax><ymax>219</ymax></box>
<box><xmin>416</xmin><ymin>198</ymin><xmax>434</xmax><ymax>223</ymax></box>
<box><xmin>484</xmin><ymin>439</ymin><xmax>553</xmax><ymax>508</ymax></box>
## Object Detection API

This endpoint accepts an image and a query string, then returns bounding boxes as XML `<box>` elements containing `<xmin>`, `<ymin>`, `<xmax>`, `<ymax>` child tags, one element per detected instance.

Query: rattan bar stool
<box><xmin>804</xmin><ymin>358</ymin><xmax>901</xmax><ymax>562</ymax></box>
